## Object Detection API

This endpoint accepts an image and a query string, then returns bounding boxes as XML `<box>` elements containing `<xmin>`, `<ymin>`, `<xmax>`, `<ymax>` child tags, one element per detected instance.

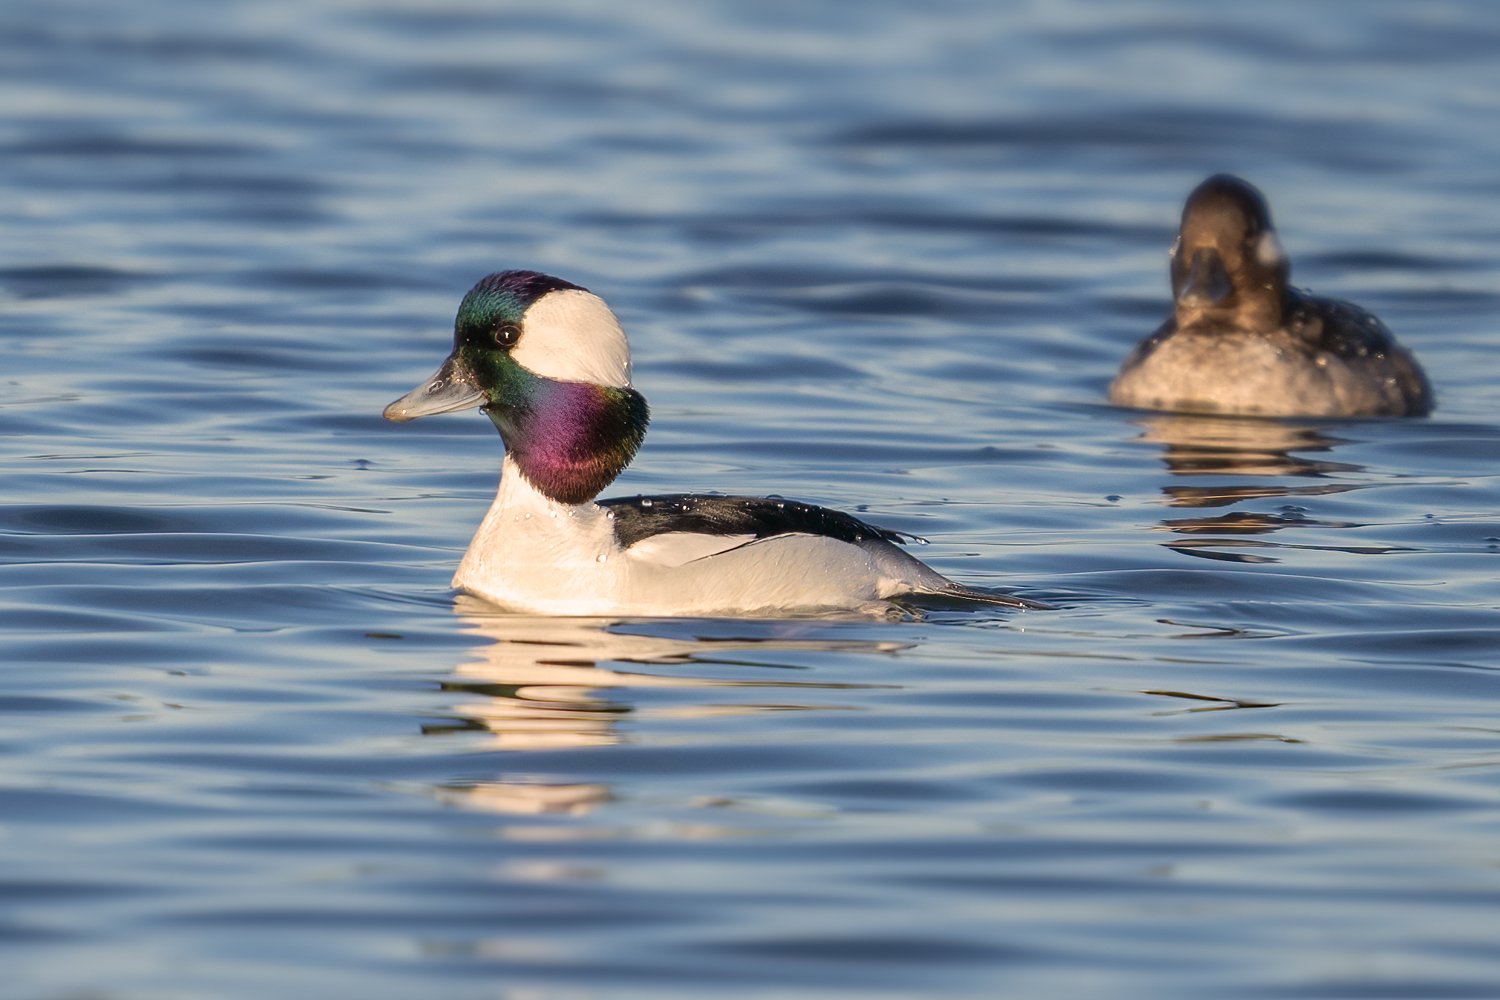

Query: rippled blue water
<box><xmin>5</xmin><ymin>1</ymin><xmax>1500</xmax><ymax>996</ymax></box>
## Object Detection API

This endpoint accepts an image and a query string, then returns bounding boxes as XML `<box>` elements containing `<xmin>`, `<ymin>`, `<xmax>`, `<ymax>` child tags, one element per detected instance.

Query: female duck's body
<box><xmin>1108</xmin><ymin>174</ymin><xmax>1432</xmax><ymax>418</ymax></box>
<box><xmin>386</xmin><ymin>270</ymin><xmax>1039</xmax><ymax>617</ymax></box>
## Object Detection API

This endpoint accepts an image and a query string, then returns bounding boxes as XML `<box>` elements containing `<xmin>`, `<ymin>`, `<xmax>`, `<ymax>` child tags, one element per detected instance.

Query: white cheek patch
<box><xmin>1168</xmin><ymin>235</ymin><xmax>1182</xmax><ymax>260</ymax></box>
<box><xmin>510</xmin><ymin>289</ymin><xmax>634</xmax><ymax>387</ymax></box>
<box><xmin>1255</xmin><ymin>230</ymin><xmax>1285</xmax><ymax>268</ymax></box>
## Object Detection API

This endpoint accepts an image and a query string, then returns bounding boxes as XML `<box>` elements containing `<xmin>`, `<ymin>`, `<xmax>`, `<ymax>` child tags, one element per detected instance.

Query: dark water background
<box><xmin>4</xmin><ymin>1</ymin><xmax>1500</xmax><ymax>996</ymax></box>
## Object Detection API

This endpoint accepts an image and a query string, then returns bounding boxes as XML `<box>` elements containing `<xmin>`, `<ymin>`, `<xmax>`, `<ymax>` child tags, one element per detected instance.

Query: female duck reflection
<box><xmin>424</xmin><ymin>598</ymin><xmax>906</xmax><ymax>816</ymax></box>
<box><xmin>1127</xmin><ymin>412</ymin><xmax>1413</xmax><ymax>564</ymax></box>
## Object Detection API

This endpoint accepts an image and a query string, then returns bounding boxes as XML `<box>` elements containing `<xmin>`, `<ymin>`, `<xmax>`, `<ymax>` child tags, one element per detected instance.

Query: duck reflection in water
<box><xmin>1142</xmin><ymin>412</ymin><xmax>1361</xmax><ymax>491</ymax></box>
<box><xmin>425</xmin><ymin>597</ymin><xmax>906</xmax><ymax>816</ymax></box>
<box><xmin>1127</xmin><ymin>413</ymin><xmax>1411</xmax><ymax>564</ymax></box>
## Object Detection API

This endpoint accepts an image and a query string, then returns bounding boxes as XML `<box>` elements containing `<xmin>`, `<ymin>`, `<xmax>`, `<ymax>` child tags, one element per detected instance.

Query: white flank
<box><xmin>448</xmin><ymin>460</ymin><xmax>960</xmax><ymax>615</ymax></box>
<box><xmin>624</xmin><ymin>532</ymin><xmax>758</xmax><ymax>568</ymax></box>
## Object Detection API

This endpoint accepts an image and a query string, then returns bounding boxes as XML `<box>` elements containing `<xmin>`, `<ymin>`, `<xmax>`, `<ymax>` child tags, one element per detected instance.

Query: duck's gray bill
<box><xmin>383</xmin><ymin>355</ymin><xmax>485</xmax><ymax>422</ymax></box>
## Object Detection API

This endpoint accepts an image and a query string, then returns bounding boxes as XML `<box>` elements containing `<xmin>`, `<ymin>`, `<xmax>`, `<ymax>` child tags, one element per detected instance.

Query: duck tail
<box><xmin>936</xmin><ymin>584</ymin><xmax>1055</xmax><ymax>611</ymax></box>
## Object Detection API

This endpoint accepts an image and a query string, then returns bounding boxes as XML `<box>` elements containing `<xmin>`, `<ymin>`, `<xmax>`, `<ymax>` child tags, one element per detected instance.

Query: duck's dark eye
<box><xmin>493</xmin><ymin>323</ymin><xmax>521</xmax><ymax>348</ymax></box>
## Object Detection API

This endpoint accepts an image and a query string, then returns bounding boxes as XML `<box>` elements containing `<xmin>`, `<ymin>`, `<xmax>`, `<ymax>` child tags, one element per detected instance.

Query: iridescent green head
<box><xmin>385</xmin><ymin>271</ymin><xmax>650</xmax><ymax>504</ymax></box>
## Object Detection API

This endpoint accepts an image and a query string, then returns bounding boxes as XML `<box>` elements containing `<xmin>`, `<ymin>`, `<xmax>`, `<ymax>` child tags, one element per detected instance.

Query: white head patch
<box><xmin>510</xmin><ymin>289</ymin><xmax>634</xmax><ymax>388</ymax></box>
<box><xmin>1255</xmin><ymin>230</ymin><xmax>1285</xmax><ymax>268</ymax></box>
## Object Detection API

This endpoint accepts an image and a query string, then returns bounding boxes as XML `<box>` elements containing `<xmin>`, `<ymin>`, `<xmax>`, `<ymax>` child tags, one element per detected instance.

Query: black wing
<box><xmin>598</xmin><ymin>494</ymin><xmax>917</xmax><ymax>549</ymax></box>
<box><xmin>1287</xmin><ymin>291</ymin><xmax>1402</xmax><ymax>359</ymax></box>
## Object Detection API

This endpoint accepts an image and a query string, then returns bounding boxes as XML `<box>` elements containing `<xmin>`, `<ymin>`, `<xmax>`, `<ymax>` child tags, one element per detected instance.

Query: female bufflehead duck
<box><xmin>385</xmin><ymin>270</ymin><xmax>1043</xmax><ymax>617</ymax></box>
<box><xmin>1108</xmin><ymin>174</ymin><xmax>1432</xmax><ymax>417</ymax></box>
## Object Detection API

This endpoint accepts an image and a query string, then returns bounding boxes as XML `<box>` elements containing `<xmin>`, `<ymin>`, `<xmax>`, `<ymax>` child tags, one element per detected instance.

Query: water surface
<box><xmin>4</xmin><ymin>1</ymin><xmax>1500</xmax><ymax>997</ymax></box>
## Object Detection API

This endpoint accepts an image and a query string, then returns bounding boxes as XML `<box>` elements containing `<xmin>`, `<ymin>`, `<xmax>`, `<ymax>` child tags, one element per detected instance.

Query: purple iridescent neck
<box><xmin>485</xmin><ymin>374</ymin><xmax>649</xmax><ymax>505</ymax></box>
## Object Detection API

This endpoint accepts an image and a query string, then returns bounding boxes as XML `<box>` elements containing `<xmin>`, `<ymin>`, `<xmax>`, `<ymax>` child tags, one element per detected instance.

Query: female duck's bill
<box><xmin>1107</xmin><ymin>174</ymin><xmax>1433</xmax><ymax>419</ymax></box>
<box><xmin>384</xmin><ymin>270</ymin><xmax>1048</xmax><ymax>617</ymax></box>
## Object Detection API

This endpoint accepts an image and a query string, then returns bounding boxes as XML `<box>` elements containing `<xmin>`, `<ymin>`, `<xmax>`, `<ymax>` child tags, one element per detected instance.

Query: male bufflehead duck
<box><xmin>1108</xmin><ymin>174</ymin><xmax>1433</xmax><ymax>417</ymax></box>
<box><xmin>385</xmin><ymin>270</ymin><xmax>1042</xmax><ymax>617</ymax></box>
